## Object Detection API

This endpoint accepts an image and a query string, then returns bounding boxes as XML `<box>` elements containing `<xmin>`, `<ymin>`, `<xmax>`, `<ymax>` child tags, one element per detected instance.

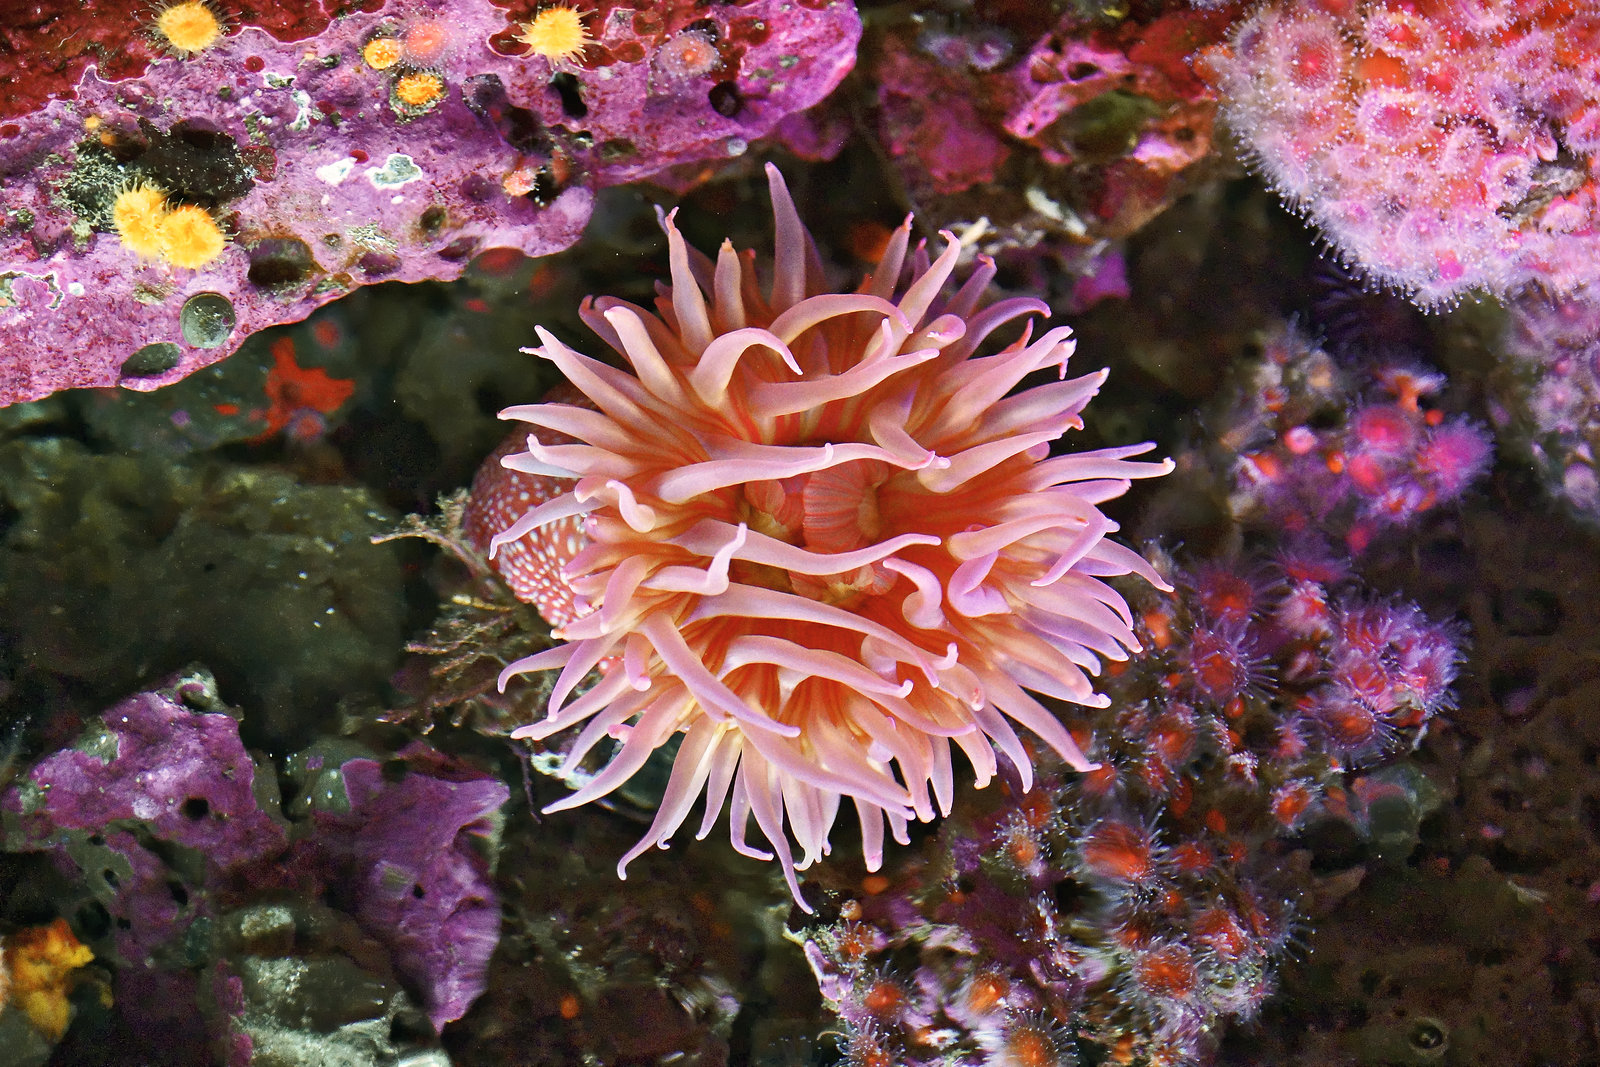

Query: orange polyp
<box><xmin>964</xmin><ymin>971</ymin><xmax>1009</xmax><ymax>1015</ymax></box>
<box><xmin>1002</xmin><ymin>1026</ymin><xmax>1057</xmax><ymax>1067</ymax></box>
<box><xmin>1082</xmin><ymin>820</ymin><xmax>1155</xmax><ymax>883</ymax></box>
<box><xmin>157</xmin><ymin>203</ymin><xmax>227</xmax><ymax>268</ymax></box>
<box><xmin>394</xmin><ymin>71</ymin><xmax>446</xmax><ymax>109</ymax></box>
<box><xmin>1142</xmin><ymin>608</ymin><xmax>1174</xmax><ymax>649</ymax></box>
<box><xmin>404</xmin><ymin>20</ymin><xmax>451</xmax><ymax>64</ymax></box>
<box><xmin>1019</xmin><ymin>790</ymin><xmax>1054</xmax><ymax>829</ymax></box>
<box><xmin>1006</xmin><ymin>828</ymin><xmax>1041</xmax><ymax>867</ymax></box>
<box><xmin>1168</xmin><ymin>841</ymin><xmax>1212</xmax><ymax>874</ymax></box>
<box><xmin>112</xmin><ymin>183</ymin><xmax>171</xmax><ymax>259</ymax></box>
<box><xmin>1134</xmin><ymin>943</ymin><xmax>1198</xmax><ymax>1000</ymax></box>
<box><xmin>155</xmin><ymin>0</ymin><xmax>223</xmax><ymax>56</ymax></box>
<box><xmin>1081</xmin><ymin>762</ymin><xmax>1118</xmax><ymax>796</ymax></box>
<box><xmin>1357</xmin><ymin>51</ymin><xmax>1410</xmax><ymax>88</ymax></box>
<box><xmin>363</xmin><ymin>37</ymin><xmax>404</xmax><ymax>70</ymax></box>
<box><xmin>1271</xmin><ymin>780</ymin><xmax>1316</xmax><ymax>826</ymax></box>
<box><xmin>862</xmin><ymin>977</ymin><xmax>905</xmax><ymax>1017</ymax></box>
<box><xmin>515</xmin><ymin>6</ymin><xmax>592</xmax><ymax>63</ymax></box>
<box><xmin>655</xmin><ymin>29</ymin><xmax>721</xmax><ymax>80</ymax></box>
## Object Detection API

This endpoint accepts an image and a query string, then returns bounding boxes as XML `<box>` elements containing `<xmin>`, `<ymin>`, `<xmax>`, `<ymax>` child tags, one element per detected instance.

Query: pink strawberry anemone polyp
<box><xmin>493</xmin><ymin>165</ymin><xmax>1172</xmax><ymax>910</ymax></box>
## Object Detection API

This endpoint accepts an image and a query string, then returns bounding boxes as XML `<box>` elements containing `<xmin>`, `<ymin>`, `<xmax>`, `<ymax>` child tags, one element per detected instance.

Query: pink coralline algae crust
<box><xmin>873</xmin><ymin>6</ymin><xmax>1238</xmax><ymax>234</ymax></box>
<box><xmin>312</xmin><ymin>752</ymin><xmax>509</xmax><ymax>1032</ymax></box>
<box><xmin>2</xmin><ymin>671</ymin><xmax>511</xmax><ymax>1041</ymax></box>
<box><xmin>1207</xmin><ymin>0</ymin><xmax>1600</xmax><ymax>306</ymax></box>
<box><xmin>873</xmin><ymin>35</ymin><xmax>1015</xmax><ymax>196</ymax></box>
<box><xmin>2</xmin><ymin>677</ymin><xmax>288</xmax><ymax>869</ymax></box>
<box><xmin>0</xmin><ymin>0</ymin><xmax>861</xmax><ymax>406</ymax></box>
<box><xmin>0</xmin><ymin>673</ymin><xmax>292</xmax><ymax>1025</ymax></box>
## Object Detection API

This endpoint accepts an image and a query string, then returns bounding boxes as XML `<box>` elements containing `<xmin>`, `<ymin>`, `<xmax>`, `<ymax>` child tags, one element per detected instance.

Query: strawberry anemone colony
<box><xmin>492</xmin><ymin>166</ymin><xmax>1171</xmax><ymax>909</ymax></box>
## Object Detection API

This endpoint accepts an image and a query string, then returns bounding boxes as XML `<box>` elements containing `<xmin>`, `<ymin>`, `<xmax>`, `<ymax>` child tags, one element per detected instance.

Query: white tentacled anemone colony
<box><xmin>492</xmin><ymin>165</ymin><xmax>1171</xmax><ymax>910</ymax></box>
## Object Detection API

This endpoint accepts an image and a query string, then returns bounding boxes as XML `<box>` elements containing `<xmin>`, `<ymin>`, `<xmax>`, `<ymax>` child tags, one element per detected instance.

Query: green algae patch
<box><xmin>0</xmin><ymin>438</ymin><xmax>407</xmax><ymax>745</ymax></box>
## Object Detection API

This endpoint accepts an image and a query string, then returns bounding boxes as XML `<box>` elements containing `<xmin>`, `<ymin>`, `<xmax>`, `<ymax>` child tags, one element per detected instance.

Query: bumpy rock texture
<box><xmin>2</xmin><ymin>670</ymin><xmax>510</xmax><ymax>1060</ymax></box>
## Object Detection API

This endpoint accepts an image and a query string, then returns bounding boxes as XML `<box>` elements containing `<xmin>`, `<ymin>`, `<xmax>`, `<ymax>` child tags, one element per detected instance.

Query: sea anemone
<box><xmin>492</xmin><ymin>165</ymin><xmax>1171</xmax><ymax>908</ymax></box>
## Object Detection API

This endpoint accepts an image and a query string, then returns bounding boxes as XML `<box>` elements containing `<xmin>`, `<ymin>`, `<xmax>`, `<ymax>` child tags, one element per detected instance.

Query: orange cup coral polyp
<box><xmin>494</xmin><ymin>165</ymin><xmax>1171</xmax><ymax>908</ymax></box>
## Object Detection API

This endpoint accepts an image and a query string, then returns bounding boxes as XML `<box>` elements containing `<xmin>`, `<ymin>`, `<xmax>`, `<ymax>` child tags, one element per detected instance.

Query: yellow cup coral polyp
<box><xmin>154</xmin><ymin>0</ymin><xmax>224</xmax><ymax>57</ymax></box>
<box><xmin>157</xmin><ymin>203</ymin><xmax>227</xmax><ymax>269</ymax></box>
<box><xmin>110</xmin><ymin>184</ymin><xmax>226</xmax><ymax>269</ymax></box>
<box><xmin>513</xmin><ymin>6</ymin><xmax>591</xmax><ymax>63</ymax></box>
<box><xmin>111</xmin><ymin>184</ymin><xmax>171</xmax><ymax>259</ymax></box>
<box><xmin>493</xmin><ymin>166</ymin><xmax>1171</xmax><ymax>908</ymax></box>
<box><xmin>363</xmin><ymin>36</ymin><xmax>404</xmax><ymax>70</ymax></box>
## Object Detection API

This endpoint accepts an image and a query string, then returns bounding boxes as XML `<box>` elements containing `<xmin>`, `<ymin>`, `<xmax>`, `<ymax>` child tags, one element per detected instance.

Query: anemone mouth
<box><xmin>493</xmin><ymin>163</ymin><xmax>1172</xmax><ymax>910</ymax></box>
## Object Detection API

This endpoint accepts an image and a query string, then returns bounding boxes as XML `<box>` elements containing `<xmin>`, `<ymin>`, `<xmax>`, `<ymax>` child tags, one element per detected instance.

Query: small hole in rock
<box><xmin>708</xmin><ymin>81</ymin><xmax>742</xmax><ymax>118</ymax></box>
<box><xmin>549</xmin><ymin>72</ymin><xmax>587</xmax><ymax>118</ymax></box>
<box><xmin>247</xmin><ymin>237</ymin><xmax>317</xmax><ymax>288</ymax></box>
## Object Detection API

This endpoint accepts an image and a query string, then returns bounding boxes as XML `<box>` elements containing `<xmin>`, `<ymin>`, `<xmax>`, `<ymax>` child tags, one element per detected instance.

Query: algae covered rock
<box><xmin>0</xmin><ymin>438</ymin><xmax>405</xmax><ymax>738</ymax></box>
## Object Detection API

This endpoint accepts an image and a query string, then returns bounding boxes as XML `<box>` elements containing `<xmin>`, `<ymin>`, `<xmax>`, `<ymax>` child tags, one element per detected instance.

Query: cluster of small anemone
<box><xmin>801</xmin><ymin>755</ymin><xmax>1291</xmax><ymax>1067</ymax></box>
<box><xmin>795</xmin><ymin>539</ymin><xmax>1466</xmax><ymax>1066</ymax></box>
<box><xmin>361</xmin><ymin>19</ymin><xmax>457</xmax><ymax>114</ymax></box>
<box><xmin>1491</xmin><ymin>290</ymin><xmax>1600</xmax><ymax>521</ymax></box>
<box><xmin>1222</xmin><ymin>325</ymin><xmax>1492</xmax><ymax>554</ymax></box>
<box><xmin>1126</xmin><ymin>554</ymin><xmax>1462</xmax><ymax>793</ymax></box>
<box><xmin>1208</xmin><ymin>0</ymin><xmax>1600</xmax><ymax>304</ymax></box>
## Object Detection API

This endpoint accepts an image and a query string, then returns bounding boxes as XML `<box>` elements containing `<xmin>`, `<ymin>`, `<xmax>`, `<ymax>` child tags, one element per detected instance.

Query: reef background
<box><xmin>2</xmin><ymin>3</ymin><xmax>1599</xmax><ymax>1065</ymax></box>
